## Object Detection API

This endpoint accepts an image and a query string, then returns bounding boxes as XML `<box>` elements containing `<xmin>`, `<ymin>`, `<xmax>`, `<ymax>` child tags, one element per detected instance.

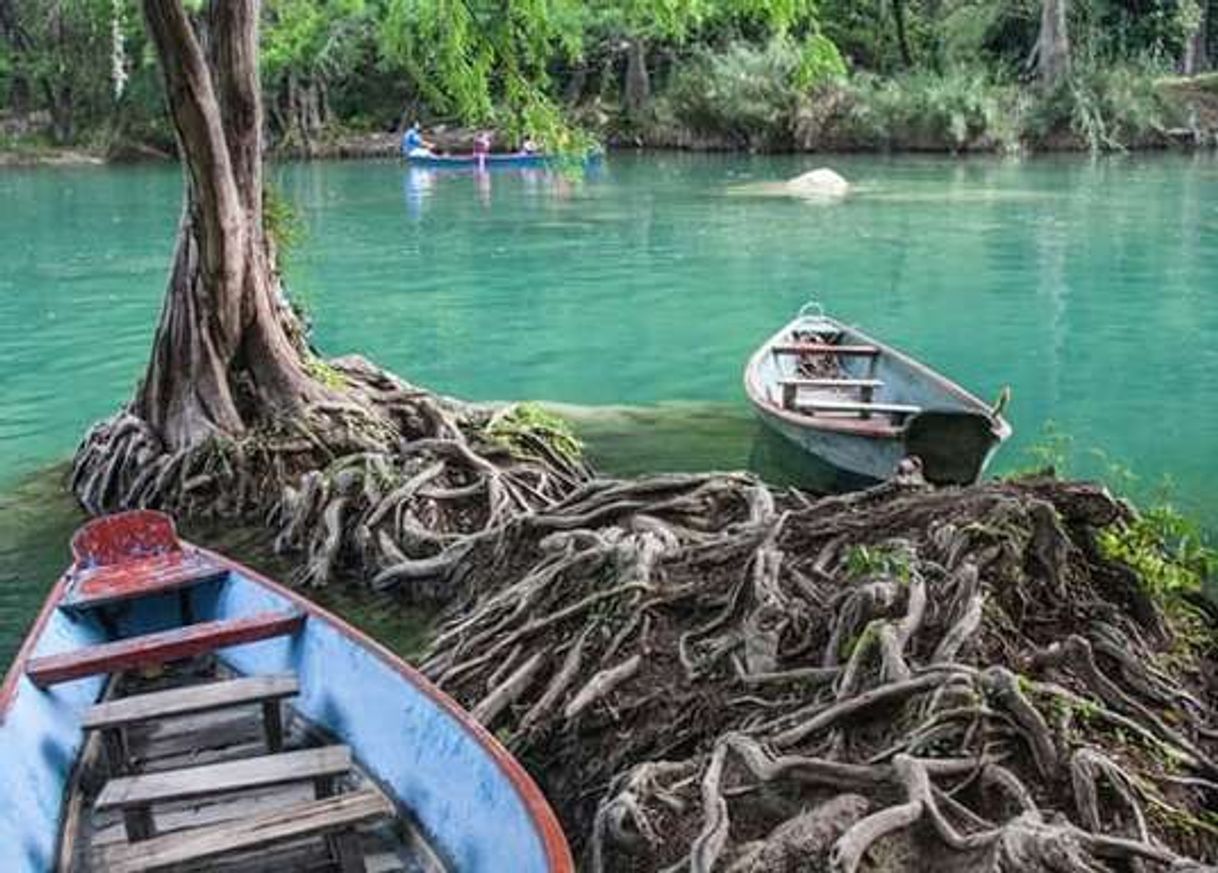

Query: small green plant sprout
<box><xmin>1014</xmin><ymin>420</ymin><xmax>1074</xmax><ymax>477</ymax></box>
<box><xmin>842</xmin><ymin>542</ymin><xmax>914</xmax><ymax>582</ymax></box>
<box><xmin>303</xmin><ymin>357</ymin><xmax>347</xmax><ymax>390</ymax></box>
<box><xmin>485</xmin><ymin>403</ymin><xmax>583</xmax><ymax>465</ymax></box>
<box><xmin>1098</xmin><ymin>503</ymin><xmax>1215</xmax><ymax>605</ymax></box>
<box><xmin>1087</xmin><ymin>447</ymin><xmax>1139</xmax><ymax>497</ymax></box>
<box><xmin>264</xmin><ymin>182</ymin><xmax>306</xmax><ymax>266</ymax></box>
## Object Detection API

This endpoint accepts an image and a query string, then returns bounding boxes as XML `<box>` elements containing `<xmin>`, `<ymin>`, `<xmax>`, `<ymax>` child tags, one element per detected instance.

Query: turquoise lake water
<box><xmin>2</xmin><ymin>152</ymin><xmax>1217</xmax><ymax>662</ymax></box>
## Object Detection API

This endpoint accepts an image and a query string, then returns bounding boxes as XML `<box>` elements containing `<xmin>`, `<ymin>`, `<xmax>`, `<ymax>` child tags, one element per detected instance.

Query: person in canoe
<box><xmin>473</xmin><ymin>130</ymin><xmax>492</xmax><ymax>165</ymax></box>
<box><xmin>401</xmin><ymin>122</ymin><xmax>435</xmax><ymax>158</ymax></box>
<box><xmin>520</xmin><ymin>135</ymin><xmax>540</xmax><ymax>155</ymax></box>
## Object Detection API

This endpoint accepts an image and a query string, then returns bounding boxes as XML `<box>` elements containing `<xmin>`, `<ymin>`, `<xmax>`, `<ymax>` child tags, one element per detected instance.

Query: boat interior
<box><xmin>751</xmin><ymin>309</ymin><xmax>1009</xmax><ymax>484</ymax></box>
<box><xmin>15</xmin><ymin>513</ymin><xmax>441</xmax><ymax>873</ymax></box>
<box><xmin>64</xmin><ymin>661</ymin><xmax>431</xmax><ymax>873</ymax></box>
<box><xmin>769</xmin><ymin>318</ymin><xmax>930</xmax><ymax>425</ymax></box>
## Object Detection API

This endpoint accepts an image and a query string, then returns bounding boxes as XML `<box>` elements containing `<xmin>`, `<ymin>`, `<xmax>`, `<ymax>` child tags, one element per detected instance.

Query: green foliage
<box><xmin>663</xmin><ymin>37</ymin><xmax>807</xmax><ymax>148</ymax></box>
<box><xmin>1098</xmin><ymin>503</ymin><xmax>1215</xmax><ymax>604</ymax></box>
<box><xmin>794</xmin><ymin>32</ymin><xmax>847</xmax><ymax>89</ymax></box>
<box><xmin>1025</xmin><ymin>59</ymin><xmax>1182</xmax><ymax>151</ymax></box>
<box><xmin>303</xmin><ymin>357</ymin><xmax>348</xmax><ymax>389</ymax></box>
<box><xmin>485</xmin><ymin>403</ymin><xmax>583</xmax><ymax>464</ymax></box>
<box><xmin>376</xmin><ymin>0</ymin><xmax>588</xmax><ymax>148</ymax></box>
<box><xmin>1</xmin><ymin>0</ymin><xmax>1209</xmax><ymax>155</ymax></box>
<box><xmin>830</xmin><ymin>66</ymin><xmax>1017</xmax><ymax>150</ymax></box>
<box><xmin>1015</xmin><ymin>420</ymin><xmax>1075</xmax><ymax>476</ymax></box>
<box><xmin>264</xmin><ymin>183</ymin><xmax>306</xmax><ymax>265</ymax></box>
<box><xmin>843</xmin><ymin>543</ymin><xmax>913</xmax><ymax>582</ymax></box>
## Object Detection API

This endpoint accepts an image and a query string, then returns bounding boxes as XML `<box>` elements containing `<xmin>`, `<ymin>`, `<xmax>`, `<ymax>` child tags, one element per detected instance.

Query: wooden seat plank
<box><xmin>83</xmin><ymin>674</ymin><xmax>299</xmax><ymax>731</ymax></box>
<box><xmin>801</xmin><ymin>399</ymin><xmax>922</xmax><ymax>417</ymax></box>
<box><xmin>771</xmin><ymin>342</ymin><xmax>880</xmax><ymax>356</ymax></box>
<box><xmin>101</xmin><ymin>789</ymin><xmax>392</xmax><ymax>873</ymax></box>
<box><xmin>777</xmin><ymin>377</ymin><xmax>883</xmax><ymax>389</ymax></box>
<box><xmin>64</xmin><ymin>550</ymin><xmax>228</xmax><ymax>612</ymax></box>
<box><xmin>97</xmin><ymin>746</ymin><xmax>352</xmax><ymax>811</ymax></box>
<box><xmin>26</xmin><ymin>611</ymin><xmax>304</xmax><ymax>688</ymax></box>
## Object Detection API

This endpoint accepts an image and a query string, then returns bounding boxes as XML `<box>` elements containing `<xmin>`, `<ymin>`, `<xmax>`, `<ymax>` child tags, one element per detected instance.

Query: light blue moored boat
<box><xmin>745</xmin><ymin>305</ymin><xmax>1011</xmax><ymax>485</ymax></box>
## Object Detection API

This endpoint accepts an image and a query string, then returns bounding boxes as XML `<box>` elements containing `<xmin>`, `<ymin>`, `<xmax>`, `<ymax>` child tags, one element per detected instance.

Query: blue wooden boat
<box><xmin>0</xmin><ymin>510</ymin><xmax>573</xmax><ymax>873</ymax></box>
<box><xmin>745</xmin><ymin>305</ymin><xmax>1011</xmax><ymax>485</ymax></box>
<box><xmin>404</xmin><ymin>151</ymin><xmax>552</xmax><ymax>169</ymax></box>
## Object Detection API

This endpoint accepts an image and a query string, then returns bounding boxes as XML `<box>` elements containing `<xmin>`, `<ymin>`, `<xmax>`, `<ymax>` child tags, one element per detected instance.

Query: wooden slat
<box><xmin>802</xmin><ymin>399</ymin><xmax>922</xmax><ymax>416</ymax></box>
<box><xmin>64</xmin><ymin>551</ymin><xmax>228</xmax><ymax>611</ymax></box>
<box><xmin>102</xmin><ymin>789</ymin><xmax>393</xmax><ymax>873</ymax></box>
<box><xmin>97</xmin><ymin>746</ymin><xmax>351</xmax><ymax>811</ymax></box>
<box><xmin>771</xmin><ymin>343</ymin><xmax>880</xmax><ymax>356</ymax></box>
<box><xmin>777</xmin><ymin>378</ymin><xmax>883</xmax><ymax>388</ymax></box>
<box><xmin>84</xmin><ymin>674</ymin><xmax>299</xmax><ymax>731</ymax></box>
<box><xmin>26</xmin><ymin>611</ymin><xmax>304</xmax><ymax>687</ymax></box>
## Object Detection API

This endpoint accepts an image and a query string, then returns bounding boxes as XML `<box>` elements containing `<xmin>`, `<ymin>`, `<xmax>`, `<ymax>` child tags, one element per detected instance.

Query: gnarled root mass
<box><xmin>419</xmin><ymin>474</ymin><xmax>1218</xmax><ymax>872</ymax></box>
<box><xmin>73</xmin><ymin>363</ymin><xmax>1218</xmax><ymax>871</ymax></box>
<box><xmin>71</xmin><ymin>355</ymin><xmax>590</xmax><ymax>593</ymax></box>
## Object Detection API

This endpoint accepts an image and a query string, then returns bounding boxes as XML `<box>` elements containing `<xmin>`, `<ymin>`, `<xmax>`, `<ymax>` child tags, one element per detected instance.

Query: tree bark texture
<box><xmin>892</xmin><ymin>0</ymin><xmax>914</xmax><ymax>68</ymax></box>
<box><xmin>1184</xmin><ymin>2</ymin><xmax>1209</xmax><ymax>75</ymax></box>
<box><xmin>136</xmin><ymin>0</ymin><xmax>320</xmax><ymax>450</ymax></box>
<box><xmin>624</xmin><ymin>38</ymin><xmax>650</xmax><ymax>120</ymax></box>
<box><xmin>1037</xmin><ymin>0</ymin><xmax>1070</xmax><ymax>86</ymax></box>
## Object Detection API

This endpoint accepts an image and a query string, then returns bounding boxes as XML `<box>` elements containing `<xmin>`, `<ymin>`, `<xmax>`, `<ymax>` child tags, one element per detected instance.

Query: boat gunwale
<box><xmin>0</xmin><ymin>535</ymin><xmax>574</xmax><ymax>873</ymax></box>
<box><xmin>744</xmin><ymin>315</ymin><xmax>1012</xmax><ymax>443</ymax></box>
<box><xmin>0</xmin><ymin>570</ymin><xmax>71</xmax><ymax>724</ymax></box>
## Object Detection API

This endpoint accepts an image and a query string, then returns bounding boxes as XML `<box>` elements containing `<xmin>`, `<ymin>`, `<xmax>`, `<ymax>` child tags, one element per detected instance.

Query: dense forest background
<box><xmin>1</xmin><ymin>0</ymin><xmax>1217</xmax><ymax>155</ymax></box>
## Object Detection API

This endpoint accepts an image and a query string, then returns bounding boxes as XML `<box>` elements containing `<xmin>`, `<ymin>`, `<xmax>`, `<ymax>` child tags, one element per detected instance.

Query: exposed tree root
<box><xmin>72</xmin><ymin>355</ymin><xmax>590</xmax><ymax>595</ymax></box>
<box><xmin>73</xmin><ymin>360</ymin><xmax>1218</xmax><ymax>871</ymax></box>
<box><xmin>413</xmin><ymin>473</ymin><xmax>1218</xmax><ymax>871</ymax></box>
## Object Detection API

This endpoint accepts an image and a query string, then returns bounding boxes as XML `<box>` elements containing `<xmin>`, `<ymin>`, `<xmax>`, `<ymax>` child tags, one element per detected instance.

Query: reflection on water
<box><xmin>401</xmin><ymin>162</ymin><xmax>598</xmax><ymax>219</ymax></box>
<box><xmin>561</xmin><ymin>400</ymin><xmax>866</xmax><ymax>492</ymax></box>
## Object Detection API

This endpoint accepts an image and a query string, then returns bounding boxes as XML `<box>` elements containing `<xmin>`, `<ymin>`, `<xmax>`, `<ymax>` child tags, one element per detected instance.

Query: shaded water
<box><xmin>2</xmin><ymin>152</ymin><xmax>1217</xmax><ymax>662</ymax></box>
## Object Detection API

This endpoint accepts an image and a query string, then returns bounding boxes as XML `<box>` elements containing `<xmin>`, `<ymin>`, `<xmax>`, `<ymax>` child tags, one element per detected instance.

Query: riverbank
<box><xmin>623</xmin><ymin>69</ymin><xmax>1218</xmax><ymax>155</ymax></box>
<box><xmin>6</xmin><ymin>73</ymin><xmax>1218</xmax><ymax>167</ymax></box>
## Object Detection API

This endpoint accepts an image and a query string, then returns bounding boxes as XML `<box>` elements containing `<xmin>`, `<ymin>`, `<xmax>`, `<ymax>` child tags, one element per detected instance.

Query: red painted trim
<box><xmin>26</xmin><ymin>611</ymin><xmax>304</xmax><ymax>687</ymax></box>
<box><xmin>0</xmin><ymin>571</ymin><xmax>71</xmax><ymax>723</ymax></box>
<box><xmin>200</xmin><ymin>547</ymin><xmax>576</xmax><ymax>873</ymax></box>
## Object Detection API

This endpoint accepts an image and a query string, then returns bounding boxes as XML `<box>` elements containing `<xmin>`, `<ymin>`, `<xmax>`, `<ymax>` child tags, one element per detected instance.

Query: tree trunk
<box><xmin>624</xmin><ymin>38</ymin><xmax>650</xmax><ymax>121</ymax></box>
<box><xmin>564</xmin><ymin>65</ymin><xmax>587</xmax><ymax>104</ymax></box>
<box><xmin>892</xmin><ymin>0</ymin><xmax>914</xmax><ymax>68</ymax></box>
<box><xmin>1037</xmin><ymin>0</ymin><xmax>1070</xmax><ymax>87</ymax></box>
<box><xmin>1183</xmin><ymin>2</ymin><xmax>1208</xmax><ymax>75</ymax></box>
<box><xmin>136</xmin><ymin>0</ymin><xmax>321</xmax><ymax>450</ymax></box>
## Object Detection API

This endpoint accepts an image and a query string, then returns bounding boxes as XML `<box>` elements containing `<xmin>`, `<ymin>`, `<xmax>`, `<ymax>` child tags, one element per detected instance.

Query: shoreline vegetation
<box><xmin>5</xmin><ymin>69</ymin><xmax>1218</xmax><ymax>167</ymax></box>
<box><xmin>7</xmin><ymin>1</ymin><xmax>1218</xmax><ymax>166</ymax></box>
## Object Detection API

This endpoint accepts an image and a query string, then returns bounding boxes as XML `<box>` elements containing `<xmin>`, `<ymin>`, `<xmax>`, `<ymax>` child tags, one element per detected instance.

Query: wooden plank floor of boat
<box><xmin>67</xmin><ymin>660</ymin><xmax>439</xmax><ymax>873</ymax></box>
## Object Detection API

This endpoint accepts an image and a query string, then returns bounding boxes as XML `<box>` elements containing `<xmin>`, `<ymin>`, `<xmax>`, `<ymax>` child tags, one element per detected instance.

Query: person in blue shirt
<box><xmin>401</xmin><ymin>122</ymin><xmax>434</xmax><ymax>158</ymax></box>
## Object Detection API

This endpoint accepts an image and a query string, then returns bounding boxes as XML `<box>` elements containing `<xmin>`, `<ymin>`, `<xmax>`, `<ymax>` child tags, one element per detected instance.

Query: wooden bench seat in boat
<box><xmin>25</xmin><ymin>610</ymin><xmax>304</xmax><ymax>687</ymax></box>
<box><xmin>798</xmin><ymin>399</ymin><xmax>923</xmax><ymax>419</ymax></box>
<box><xmin>98</xmin><ymin>745</ymin><xmax>353</xmax><ymax>841</ymax></box>
<box><xmin>778</xmin><ymin>377</ymin><xmax>884</xmax><ymax>409</ymax></box>
<box><xmin>62</xmin><ymin>550</ymin><xmax>228</xmax><ymax>612</ymax></box>
<box><xmin>84</xmin><ymin>674</ymin><xmax>300</xmax><ymax>774</ymax></box>
<box><xmin>777</xmin><ymin>377</ymin><xmax>884</xmax><ymax>389</ymax></box>
<box><xmin>63</xmin><ymin>509</ymin><xmax>228</xmax><ymax>613</ymax></box>
<box><xmin>771</xmin><ymin>342</ymin><xmax>880</xmax><ymax>357</ymax></box>
<box><xmin>100</xmin><ymin>788</ymin><xmax>393</xmax><ymax>873</ymax></box>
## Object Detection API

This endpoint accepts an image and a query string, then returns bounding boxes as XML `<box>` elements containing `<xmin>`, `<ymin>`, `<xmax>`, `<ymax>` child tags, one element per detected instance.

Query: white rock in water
<box><xmin>785</xmin><ymin>168</ymin><xmax>850</xmax><ymax>199</ymax></box>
